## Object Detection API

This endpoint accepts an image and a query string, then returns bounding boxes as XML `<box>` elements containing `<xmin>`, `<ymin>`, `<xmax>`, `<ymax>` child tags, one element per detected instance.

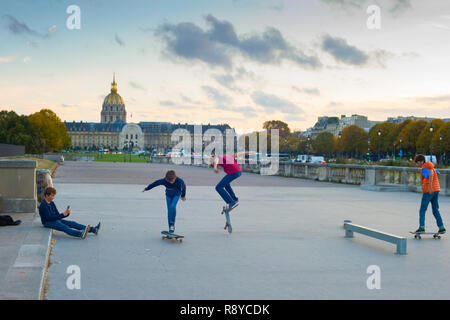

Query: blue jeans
<box><xmin>166</xmin><ymin>195</ymin><xmax>180</xmax><ymax>227</ymax></box>
<box><xmin>215</xmin><ymin>171</ymin><xmax>241</xmax><ymax>204</ymax></box>
<box><xmin>419</xmin><ymin>192</ymin><xmax>444</xmax><ymax>228</ymax></box>
<box><xmin>44</xmin><ymin>219</ymin><xmax>86</xmax><ymax>237</ymax></box>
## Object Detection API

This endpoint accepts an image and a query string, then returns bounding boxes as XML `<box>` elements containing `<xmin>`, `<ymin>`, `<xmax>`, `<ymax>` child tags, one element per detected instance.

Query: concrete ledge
<box><xmin>0</xmin><ymin>214</ymin><xmax>53</xmax><ymax>300</ymax></box>
<box><xmin>0</xmin><ymin>159</ymin><xmax>37</xmax><ymax>168</ymax></box>
<box><xmin>0</xmin><ymin>198</ymin><xmax>37</xmax><ymax>213</ymax></box>
<box><xmin>360</xmin><ymin>185</ymin><xmax>413</xmax><ymax>192</ymax></box>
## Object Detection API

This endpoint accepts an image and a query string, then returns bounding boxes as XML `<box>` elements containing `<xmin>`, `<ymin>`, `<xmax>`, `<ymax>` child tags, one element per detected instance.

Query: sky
<box><xmin>1</xmin><ymin>0</ymin><xmax>449</xmax><ymax>133</ymax></box>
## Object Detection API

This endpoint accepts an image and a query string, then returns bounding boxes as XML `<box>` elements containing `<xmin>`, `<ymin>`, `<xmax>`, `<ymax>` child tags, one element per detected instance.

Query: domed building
<box><xmin>101</xmin><ymin>74</ymin><xmax>127</xmax><ymax>123</ymax></box>
<box><xmin>65</xmin><ymin>75</ymin><xmax>233</xmax><ymax>153</ymax></box>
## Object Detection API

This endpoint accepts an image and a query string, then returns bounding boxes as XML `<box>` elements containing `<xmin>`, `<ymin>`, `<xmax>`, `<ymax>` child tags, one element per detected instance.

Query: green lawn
<box><xmin>65</xmin><ymin>152</ymin><xmax>150</xmax><ymax>163</ymax></box>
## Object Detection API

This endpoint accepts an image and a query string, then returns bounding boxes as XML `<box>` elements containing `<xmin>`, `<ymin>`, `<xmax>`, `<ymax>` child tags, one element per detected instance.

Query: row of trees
<box><xmin>246</xmin><ymin>119</ymin><xmax>449</xmax><ymax>161</ymax></box>
<box><xmin>0</xmin><ymin>109</ymin><xmax>71</xmax><ymax>154</ymax></box>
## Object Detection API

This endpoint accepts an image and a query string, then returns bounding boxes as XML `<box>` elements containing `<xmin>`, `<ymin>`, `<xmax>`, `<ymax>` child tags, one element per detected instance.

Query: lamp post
<box><xmin>307</xmin><ymin>136</ymin><xmax>311</xmax><ymax>162</ymax></box>
<box><xmin>399</xmin><ymin>136</ymin><xmax>403</xmax><ymax>160</ymax></box>
<box><xmin>338</xmin><ymin>131</ymin><xmax>342</xmax><ymax>159</ymax></box>
<box><xmin>439</xmin><ymin>133</ymin><xmax>443</xmax><ymax>164</ymax></box>
<box><xmin>429</xmin><ymin>123</ymin><xmax>434</xmax><ymax>161</ymax></box>
<box><xmin>393</xmin><ymin>140</ymin><xmax>396</xmax><ymax>160</ymax></box>
<box><xmin>377</xmin><ymin>128</ymin><xmax>381</xmax><ymax>162</ymax></box>
<box><xmin>367</xmin><ymin>138</ymin><xmax>370</xmax><ymax>162</ymax></box>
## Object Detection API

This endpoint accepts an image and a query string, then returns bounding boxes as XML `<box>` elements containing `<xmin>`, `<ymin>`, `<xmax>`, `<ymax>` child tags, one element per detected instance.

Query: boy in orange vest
<box><xmin>414</xmin><ymin>154</ymin><xmax>446</xmax><ymax>234</ymax></box>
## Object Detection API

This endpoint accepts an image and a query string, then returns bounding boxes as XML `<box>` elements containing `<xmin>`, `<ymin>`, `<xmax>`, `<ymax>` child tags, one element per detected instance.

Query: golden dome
<box><xmin>103</xmin><ymin>92</ymin><xmax>125</xmax><ymax>105</ymax></box>
<box><xmin>103</xmin><ymin>73</ymin><xmax>125</xmax><ymax>106</ymax></box>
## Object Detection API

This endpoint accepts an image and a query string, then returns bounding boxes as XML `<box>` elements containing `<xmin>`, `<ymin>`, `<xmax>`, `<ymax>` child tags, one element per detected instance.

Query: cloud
<box><xmin>180</xmin><ymin>95</ymin><xmax>203</xmax><ymax>105</ymax></box>
<box><xmin>319</xmin><ymin>0</ymin><xmax>412</xmax><ymax>15</ymax></box>
<box><xmin>212</xmin><ymin>73</ymin><xmax>245</xmax><ymax>93</ymax></box>
<box><xmin>216</xmin><ymin>105</ymin><xmax>258</xmax><ymax>118</ymax></box>
<box><xmin>251</xmin><ymin>91</ymin><xmax>304</xmax><ymax>114</ymax></box>
<box><xmin>321</xmin><ymin>34</ymin><xmax>369</xmax><ymax>65</ymax></box>
<box><xmin>159</xmin><ymin>100</ymin><xmax>176</xmax><ymax>107</ymax></box>
<box><xmin>292</xmin><ymin>86</ymin><xmax>321</xmax><ymax>96</ymax></box>
<box><xmin>155</xmin><ymin>21</ymin><xmax>233</xmax><ymax>69</ymax></box>
<box><xmin>23</xmin><ymin>56</ymin><xmax>31</xmax><ymax>63</ymax></box>
<box><xmin>409</xmin><ymin>94</ymin><xmax>450</xmax><ymax>104</ymax></box>
<box><xmin>1</xmin><ymin>14</ymin><xmax>44</xmax><ymax>37</ymax></box>
<box><xmin>0</xmin><ymin>56</ymin><xmax>15</xmax><ymax>63</ymax></box>
<box><xmin>202</xmin><ymin>86</ymin><xmax>233</xmax><ymax>105</ymax></box>
<box><xmin>129</xmin><ymin>81</ymin><xmax>146</xmax><ymax>91</ymax></box>
<box><xmin>154</xmin><ymin>14</ymin><xmax>321</xmax><ymax>70</ymax></box>
<box><xmin>48</xmin><ymin>25</ymin><xmax>56</xmax><ymax>33</ymax></box>
<box><xmin>115</xmin><ymin>34</ymin><xmax>125</xmax><ymax>46</ymax></box>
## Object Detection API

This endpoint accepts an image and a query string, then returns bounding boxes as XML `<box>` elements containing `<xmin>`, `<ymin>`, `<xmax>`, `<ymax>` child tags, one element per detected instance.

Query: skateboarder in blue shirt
<box><xmin>142</xmin><ymin>170</ymin><xmax>186</xmax><ymax>233</ymax></box>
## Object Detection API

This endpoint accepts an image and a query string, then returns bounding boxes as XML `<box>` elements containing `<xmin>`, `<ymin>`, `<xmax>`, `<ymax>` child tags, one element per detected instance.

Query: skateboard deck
<box><xmin>161</xmin><ymin>231</ymin><xmax>184</xmax><ymax>242</ymax></box>
<box><xmin>221</xmin><ymin>206</ymin><xmax>234</xmax><ymax>233</ymax></box>
<box><xmin>409</xmin><ymin>231</ymin><xmax>444</xmax><ymax>239</ymax></box>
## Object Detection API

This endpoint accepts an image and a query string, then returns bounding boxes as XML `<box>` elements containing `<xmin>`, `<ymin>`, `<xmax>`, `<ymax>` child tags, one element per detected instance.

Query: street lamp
<box><xmin>439</xmin><ymin>133</ymin><xmax>443</xmax><ymax>164</ymax></box>
<box><xmin>307</xmin><ymin>136</ymin><xmax>311</xmax><ymax>162</ymax></box>
<box><xmin>393</xmin><ymin>140</ymin><xmax>396</xmax><ymax>160</ymax></box>
<box><xmin>399</xmin><ymin>136</ymin><xmax>403</xmax><ymax>159</ymax></box>
<box><xmin>377</xmin><ymin>128</ymin><xmax>381</xmax><ymax>162</ymax></box>
<box><xmin>338</xmin><ymin>131</ymin><xmax>342</xmax><ymax>159</ymax></box>
<box><xmin>429</xmin><ymin>123</ymin><xmax>434</xmax><ymax>161</ymax></box>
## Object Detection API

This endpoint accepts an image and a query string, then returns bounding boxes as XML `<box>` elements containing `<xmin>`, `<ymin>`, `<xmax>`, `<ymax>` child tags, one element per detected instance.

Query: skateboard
<box><xmin>409</xmin><ymin>231</ymin><xmax>444</xmax><ymax>240</ymax></box>
<box><xmin>221</xmin><ymin>204</ymin><xmax>238</xmax><ymax>234</ymax></box>
<box><xmin>161</xmin><ymin>231</ymin><xmax>184</xmax><ymax>242</ymax></box>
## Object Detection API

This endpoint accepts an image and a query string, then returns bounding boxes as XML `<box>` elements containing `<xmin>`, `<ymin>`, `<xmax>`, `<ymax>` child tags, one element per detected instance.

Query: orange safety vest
<box><xmin>421</xmin><ymin>161</ymin><xmax>440</xmax><ymax>193</ymax></box>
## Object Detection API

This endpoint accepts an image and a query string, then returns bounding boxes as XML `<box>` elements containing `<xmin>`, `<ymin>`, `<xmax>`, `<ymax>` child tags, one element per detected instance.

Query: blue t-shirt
<box><xmin>145</xmin><ymin>177</ymin><xmax>186</xmax><ymax>198</ymax></box>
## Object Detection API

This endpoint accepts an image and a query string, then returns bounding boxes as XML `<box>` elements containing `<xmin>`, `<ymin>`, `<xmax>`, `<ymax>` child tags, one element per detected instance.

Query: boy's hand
<box><xmin>63</xmin><ymin>209</ymin><xmax>70</xmax><ymax>216</ymax></box>
<box><xmin>142</xmin><ymin>189</ymin><xmax>146</xmax><ymax>192</ymax></box>
<box><xmin>181</xmin><ymin>196</ymin><xmax>186</xmax><ymax>201</ymax></box>
<box><xmin>214</xmin><ymin>168</ymin><xmax>219</xmax><ymax>173</ymax></box>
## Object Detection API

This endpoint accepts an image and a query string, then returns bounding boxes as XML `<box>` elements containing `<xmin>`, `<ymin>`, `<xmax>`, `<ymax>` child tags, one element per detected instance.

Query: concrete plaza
<box><xmin>46</xmin><ymin>161</ymin><xmax>450</xmax><ymax>299</ymax></box>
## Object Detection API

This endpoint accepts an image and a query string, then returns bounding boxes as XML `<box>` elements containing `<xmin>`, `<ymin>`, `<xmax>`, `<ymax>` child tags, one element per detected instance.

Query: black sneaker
<box><xmin>415</xmin><ymin>227</ymin><xmax>425</xmax><ymax>233</ymax></box>
<box><xmin>169</xmin><ymin>225</ymin><xmax>175</xmax><ymax>234</ymax></box>
<box><xmin>94</xmin><ymin>222</ymin><xmax>101</xmax><ymax>235</ymax></box>
<box><xmin>438</xmin><ymin>227</ymin><xmax>446</xmax><ymax>234</ymax></box>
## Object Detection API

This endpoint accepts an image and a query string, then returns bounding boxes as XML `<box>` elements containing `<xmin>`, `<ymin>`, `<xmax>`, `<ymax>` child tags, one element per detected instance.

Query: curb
<box><xmin>39</xmin><ymin>229</ymin><xmax>53</xmax><ymax>300</ymax></box>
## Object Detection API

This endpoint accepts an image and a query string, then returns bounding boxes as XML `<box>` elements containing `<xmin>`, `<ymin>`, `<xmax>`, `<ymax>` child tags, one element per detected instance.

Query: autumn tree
<box><xmin>28</xmin><ymin>109</ymin><xmax>71</xmax><ymax>152</ymax></box>
<box><xmin>339</xmin><ymin>125</ymin><xmax>368</xmax><ymax>158</ymax></box>
<box><xmin>312</xmin><ymin>132</ymin><xmax>335</xmax><ymax>157</ymax></box>
<box><xmin>263</xmin><ymin>120</ymin><xmax>291</xmax><ymax>138</ymax></box>
<box><xmin>0</xmin><ymin>110</ymin><xmax>44</xmax><ymax>153</ymax></box>
<box><xmin>398</xmin><ymin>120</ymin><xmax>428</xmax><ymax>157</ymax></box>
<box><xmin>416</xmin><ymin>119</ymin><xmax>445</xmax><ymax>154</ymax></box>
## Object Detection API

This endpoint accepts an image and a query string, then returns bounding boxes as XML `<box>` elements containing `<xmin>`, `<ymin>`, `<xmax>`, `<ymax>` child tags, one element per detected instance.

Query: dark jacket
<box><xmin>145</xmin><ymin>177</ymin><xmax>186</xmax><ymax>198</ymax></box>
<box><xmin>39</xmin><ymin>200</ymin><xmax>65</xmax><ymax>224</ymax></box>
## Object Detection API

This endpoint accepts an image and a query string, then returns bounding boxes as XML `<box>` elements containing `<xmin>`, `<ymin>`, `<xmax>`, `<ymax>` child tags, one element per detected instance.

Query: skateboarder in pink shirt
<box><xmin>210</xmin><ymin>154</ymin><xmax>242</xmax><ymax>212</ymax></box>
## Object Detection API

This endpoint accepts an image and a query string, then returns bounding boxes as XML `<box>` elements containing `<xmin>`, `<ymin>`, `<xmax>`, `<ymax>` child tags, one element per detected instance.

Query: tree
<box><xmin>369</xmin><ymin>122</ymin><xmax>397</xmax><ymax>156</ymax></box>
<box><xmin>416</xmin><ymin>119</ymin><xmax>445</xmax><ymax>154</ymax></box>
<box><xmin>0</xmin><ymin>110</ymin><xmax>44</xmax><ymax>153</ymax></box>
<box><xmin>28</xmin><ymin>109</ymin><xmax>71</xmax><ymax>152</ymax></box>
<box><xmin>398</xmin><ymin>120</ymin><xmax>428</xmax><ymax>158</ymax></box>
<box><xmin>263</xmin><ymin>120</ymin><xmax>291</xmax><ymax>138</ymax></box>
<box><xmin>339</xmin><ymin>125</ymin><xmax>368</xmax><ymax>158</ymax></box>
<box><xmin>312</xmin><ymin>132</ymin><xmax>335</xmax><ymax>157</ymax></box>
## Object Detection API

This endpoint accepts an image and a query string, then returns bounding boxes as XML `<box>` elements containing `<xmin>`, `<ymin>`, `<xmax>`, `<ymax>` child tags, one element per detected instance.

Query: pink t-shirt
<box><xmin>218</xmin><ymin>155</ymin><xmax>242</xmax><ymax>175</ymax></box>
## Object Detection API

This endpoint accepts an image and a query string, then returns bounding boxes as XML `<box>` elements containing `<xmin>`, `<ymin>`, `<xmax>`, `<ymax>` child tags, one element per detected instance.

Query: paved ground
<box><xmin>45</xmin><ymin>161</ymin><xmax>450</xmax><ymax>299</ymax></box>
<box><xmin>0</xmin><ymin>212</ymin><xmax>52</xmax><ymax>299</ymax></box>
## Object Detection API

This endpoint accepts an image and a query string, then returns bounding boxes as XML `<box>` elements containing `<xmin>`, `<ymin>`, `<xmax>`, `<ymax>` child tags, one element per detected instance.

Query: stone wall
<box><xmin>0</xmin><ymin>159</ymin><xmax>37</xmax><ymax>213</ymax></box>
